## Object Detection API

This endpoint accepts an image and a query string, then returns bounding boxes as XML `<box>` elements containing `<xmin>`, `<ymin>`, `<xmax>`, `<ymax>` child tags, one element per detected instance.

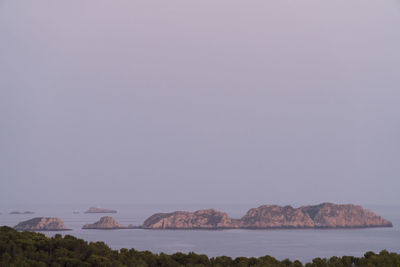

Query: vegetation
<box><xmin>0</xmin><ymin>226</ymin><xmax>399</xmax><ymax>267</ymax></box>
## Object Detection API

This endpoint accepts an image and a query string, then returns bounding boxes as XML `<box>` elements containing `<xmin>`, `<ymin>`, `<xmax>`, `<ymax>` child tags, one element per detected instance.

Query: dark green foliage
<box><xmin>0</xmin><ymin>226</ymin><xmax>399</xmax><ymax>267</ymax></box>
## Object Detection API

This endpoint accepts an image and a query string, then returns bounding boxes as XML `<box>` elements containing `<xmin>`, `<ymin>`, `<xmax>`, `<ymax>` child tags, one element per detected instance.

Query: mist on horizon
<box><xmin>1</xmin><ymin>0</ymin><xmax>400</xmax><ymax>206</ymax></box>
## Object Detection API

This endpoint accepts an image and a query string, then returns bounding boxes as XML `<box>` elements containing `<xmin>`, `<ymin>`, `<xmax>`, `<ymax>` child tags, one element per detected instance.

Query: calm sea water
<box><xmin>0</xmin><ymin>204</ymin><xmax>399</xmax><ymax>263</ymax></box>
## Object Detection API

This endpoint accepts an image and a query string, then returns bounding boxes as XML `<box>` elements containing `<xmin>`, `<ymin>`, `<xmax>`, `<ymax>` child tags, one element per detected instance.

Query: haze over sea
<box><xmin>1</xmin><ymin>204</ymin><xmax>399</xmax><ymax>263</ymax></box>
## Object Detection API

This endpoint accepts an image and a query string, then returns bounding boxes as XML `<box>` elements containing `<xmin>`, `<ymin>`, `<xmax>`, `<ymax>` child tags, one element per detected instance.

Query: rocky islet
<box><xmin>82</xmin><ymin>216</ymin><xmax>131</xmax><ymax>229</ymax></box>
<box><xmin>14</xmin><ymin>217</ymin><xmax>70</xmax><ymax>231</ymax></box>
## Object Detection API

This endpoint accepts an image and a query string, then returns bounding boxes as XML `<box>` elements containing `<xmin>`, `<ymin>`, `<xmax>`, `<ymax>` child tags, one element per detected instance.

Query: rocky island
<box><xmin>240</xmin><ymin>203</ymin><xmax>392</xmax><ymax>228</ymax></box>
<box><xmin>82</xmin><ymin>216</ymin><xmax>133</xmax><ymax>229</ymax></box>
<box><xmin>14</xmin><ymin>217</ymin><xmax>70</xmax><ymax>231</ymax></box>
<box><xmin>142</xmin><ymin>209</ymin><xmax>239</xmax><ymax>229</ymax></box>
<box><xmin>141</xmin><ymin>203</ymin><xmax>392</xmax><ymax>230</ymax></box>
<box><xmin>240</xmin><ymin>205</ymin><xmax>314</xmax><ymax>228</ymax></box>
<box><xmin>84</xmin><ymin>207</ymin><xmax>117</xmax><ymax>214</ymax></box>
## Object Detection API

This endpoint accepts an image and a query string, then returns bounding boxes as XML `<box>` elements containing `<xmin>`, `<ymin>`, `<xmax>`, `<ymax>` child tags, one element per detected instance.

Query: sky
<box><xmin>1</xmin><ymin>0</ymin><xmax>400</xmax><ymax>206</ymax></box>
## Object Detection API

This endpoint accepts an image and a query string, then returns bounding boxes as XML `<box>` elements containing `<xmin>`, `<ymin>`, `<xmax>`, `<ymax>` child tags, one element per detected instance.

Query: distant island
<box><xmin>14</xmin><ymin>217</ymin><xmax>70</xmax><ymax>231</ymax></box>
<box><xmin>9</xmin><ymin>211</ymin><xmax>35</xmax><ymax>215</ymax></box>
<box><xmin>141</xmin><ymin>203</ymin><xmax>393</xmax><ymax>229</ymax></box>
<box><xmin>11</xmin><ymin>203</ymin><xmax>392</xmax><ymax>231</ymax></box>
<box><xmin>142</xmin><ymin>209</ymin><xmax>237</xmax><ymax>229</ymax></box>
<box><xmin>84</xmin><ymin>207</ymin><xmax>117</xmax><ymax>214</ymax></box>
<box><xmin>82</xmin><ymin>216</ymin><xmax>135</xmax><ymax>229</ymax></box>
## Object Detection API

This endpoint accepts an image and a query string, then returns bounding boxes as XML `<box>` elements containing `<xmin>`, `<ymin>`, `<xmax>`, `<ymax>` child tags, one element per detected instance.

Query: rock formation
<box><xmin>14</xmin><ymin>217</ymin><xmax>69</xmax><ymax>231</ymax></box>
<box><xmin>142</xmin><ymin>209</ymin><xmax>239</xmax><ymax>229</ymax></box>
<box><xmin>82</xmin><ymin>216</ymin><xmax>124</xmax><ymax>229</ymax></box>
<box><xmin>240</xmin><ymin>205</ymin><xmax>315</xmax><ymax>228</ymax></box>
<box><xmin>141</xmin><ymin>203</ymin><xmax>392</xmax><ymax>229</ymax></box>
<box><xmin>239</xmin><ymin>203</ymin><xmax>392</xmax><ymax>229</ymax></box>
<box><xmin>84</xmin><ymin>207</ymin><xmax>117</xmax><ymax>214</ymax></box>
<box><xmin>300</xmin><ymin>203</ymin><xmax>392</xmax><ymax>228</ymax></box>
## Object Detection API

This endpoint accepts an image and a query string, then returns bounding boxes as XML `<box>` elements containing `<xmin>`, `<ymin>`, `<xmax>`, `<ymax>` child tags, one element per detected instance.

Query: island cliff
<box><xmin>14</xmin><ymin>217</ymin><xmax>70</xmax><ymax>231</ymax></box>
<box><xmin>84</xmin><ymin>207</ymin><xmax>117</xmax><ymax>214</ymax></box>
<box><xmin>240</xmin><ymin>203</ymin><xmax>392</xmax><ymax>228</ymax></box>
<box><xmin>142</xmin><ymin>209</ymin><xmax>239</xmax><ymax>229</ymax></box>
<box><xmin>82</xmin><ymin>216</ymin><xmax>127</xmax><ymax>229</ymax></box>
<box><xmin>299</xmin><ymin>203</ymin><xmax>392</xmax><ymax>228</ymax></box>
<box><xmin>240</xmin><ymin>205</ymin><xmax>315</xmax><ymax>228</ymax></box>
<box><xmin>141</xmin><ymin>203</ymin><xmax>392</xmax><ymax>229</ymax></box>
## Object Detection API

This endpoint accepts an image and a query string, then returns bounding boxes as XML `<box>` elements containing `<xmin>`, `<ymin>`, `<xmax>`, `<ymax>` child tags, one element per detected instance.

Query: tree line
<box><xmin>0</xmin><ymin>226</ymin><xmax>399</xmax><ymax>267</ymax></box>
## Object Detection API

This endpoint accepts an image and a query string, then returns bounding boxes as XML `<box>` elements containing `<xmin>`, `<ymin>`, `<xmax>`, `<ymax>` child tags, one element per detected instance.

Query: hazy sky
<box><xmin>1</xmin><ymin>1</ymin><xmax>400</xmax><ymax>206</ymax></box>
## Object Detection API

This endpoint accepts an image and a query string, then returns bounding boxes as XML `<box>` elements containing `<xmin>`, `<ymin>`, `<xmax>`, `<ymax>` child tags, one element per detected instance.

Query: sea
<box><xmin>0</xmin><ymin>203</ymin><xmax>399</xmax><ymax>263</ymax></box>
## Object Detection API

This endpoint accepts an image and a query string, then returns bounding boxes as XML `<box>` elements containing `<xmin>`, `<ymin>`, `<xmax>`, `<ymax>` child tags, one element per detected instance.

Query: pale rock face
<box><xmin>142</xmin><ymin>209</ymin><xmax>237</xmax><ymax>229</ymax></box>
<box><xmin>82</xmin><ymin>216</ymin><xmax>123</xmax><ymax>229</ymax></box>
<box><xmin>14</xmin><ymin>217</ymin><xmax>69</xmax><ymax>231</ymax></box>
<box><xmin>240</xmin><ymin>205</ymin><xmax>315</xmax><ymax>228</ymax></box>
<box><xmin>240</xmin><ymin>203</ymin><xmax>393</xmax><ymax>228</ymax></box>
<box><xmin>300</xmin><ymin>203</ymin><xmax>393</xmax><ymax>228</ymax></box>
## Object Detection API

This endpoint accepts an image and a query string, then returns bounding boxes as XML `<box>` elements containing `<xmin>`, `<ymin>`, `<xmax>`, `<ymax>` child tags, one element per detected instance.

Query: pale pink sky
<box><xmin>1</xmin><ymin>0</ymin><xmax>400</xmax><ymax>205</ymax></box>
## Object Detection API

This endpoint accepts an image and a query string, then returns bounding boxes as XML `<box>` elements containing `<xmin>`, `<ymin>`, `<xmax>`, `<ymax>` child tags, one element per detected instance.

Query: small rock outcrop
<box><xmin>82</xmin><ymin>216</ymin><xmax>124</xmax><ymax>229</ymax></box>
<box><xmin>142</xmin><ymin>209</ymin><xmax>238</xmax><ymax>229</ymax></box>
<box><xmin>14</xmin><ymin>217</ymin><xmax>69</xmax><ymax>231</ymax></box>
<box><xmin>84</xmin><ymin>207</ymin><xmax>117</xmax><ymax>214</ymax></box>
